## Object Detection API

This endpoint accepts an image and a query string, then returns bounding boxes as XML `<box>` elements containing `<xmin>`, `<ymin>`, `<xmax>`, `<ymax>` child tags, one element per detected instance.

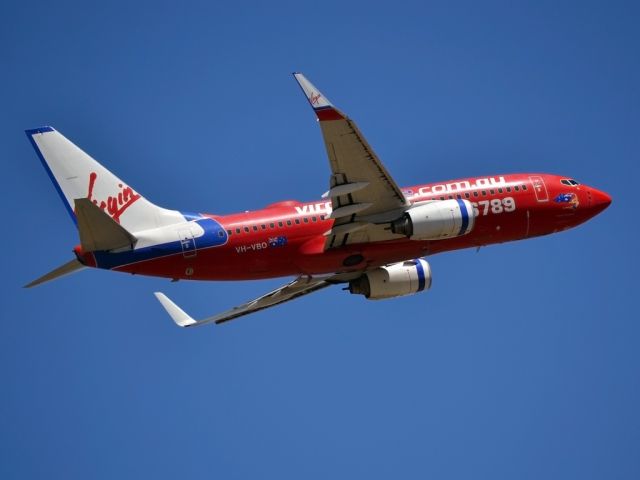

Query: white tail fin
<box><xmin>26</xmin><ymin>127</ymin><xmax>186</xmax><ymax>233</ymax></box>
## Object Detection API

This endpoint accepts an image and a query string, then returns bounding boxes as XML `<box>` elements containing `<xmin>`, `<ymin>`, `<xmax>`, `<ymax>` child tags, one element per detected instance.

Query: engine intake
<box><xmin>391</xmin><ymin>199</ymin><xmax>475</xmax><ymax>240</ymax></box>
<box><xmin>348</xmin><ymin>259</ymin><xmax>432</xmax><ymax>300</ymax></box>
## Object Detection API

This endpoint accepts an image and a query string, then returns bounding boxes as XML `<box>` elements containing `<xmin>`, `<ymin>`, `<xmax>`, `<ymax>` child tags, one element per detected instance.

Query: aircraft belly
<box><xmin>113</xmin><ymin>241</ymin><xmax>301</xmax><ymax>281</ymax></box>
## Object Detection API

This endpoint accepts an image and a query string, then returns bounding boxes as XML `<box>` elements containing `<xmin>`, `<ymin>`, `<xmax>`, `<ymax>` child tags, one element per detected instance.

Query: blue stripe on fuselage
<box><xmin>93</xmin><ymin>217</ymin><xmax>228</xmax><ymax>269</ymax></box>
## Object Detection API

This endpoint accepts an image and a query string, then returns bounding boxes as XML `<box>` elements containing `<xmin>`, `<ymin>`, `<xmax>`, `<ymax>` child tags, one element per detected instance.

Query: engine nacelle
<box><xmin>348</xmin><ymin>259</ymin><xmax>432</xmax><ymax>300</ymax></box>
<box><xmin>390</xmin><ymin>199</ymin><xmax>475</xmax><ymax>240</ymax></box>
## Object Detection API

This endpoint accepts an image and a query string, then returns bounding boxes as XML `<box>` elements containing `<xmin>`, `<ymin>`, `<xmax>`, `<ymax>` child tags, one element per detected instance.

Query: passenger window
<box><xmin>235</xmin><ymin>228</ymin><xmax>241</xmax><ymax>234</ymax></box>
<box><xmin>278</xmin><ymin>221</ymin><xmax>283</xmax><ymax>227</ymax></box>
<box><xmin>456</xmin><ymin>194</ymin><xmax>462</xmax><ymax>199</ymax></box>
<box><xmin>482</xmin><ymin>190</ymin><xmax>487</xmax><ymax>196</ymax></box>
<box><xmin>269</xmin><ymin>222</ymin><xmax>275</xmax><ymax>229</ymax></box>
<box><xmin>261</xmin><ymin>224</ymin><xmax>266</xmax><ymax>230</ymax></box>
<box><xmin>312</xmin><ymin>216</ymin><xmax>317</xmax><ymax>222</ymax></box>
<box><xmin>522</xmin><ymin>185</ymin><xmax>528</xmax><ymax>191</ymax></box>
<box><xmin>514</xmin><ymin>186</ymin><xmax>520</xmax><ymax>192</ymax></box>
<box><xmin>440</xmin><ymin>196</ymin><xmax>445</xmax><ymax>200</ymax></box>
<box><xmin>320</xmin><ymin>215</ymin><xmax>325</xmax><ymax>220</ymax></box>
<box><xmin>473</xmin><ymin>191</ymin><xmax>479</xmax><ymax>197</ymax></box>
<box><xmin>498</xmin><ymin>188</ymin><xmax>503</xmax><ymax>193</ymax></box>
<box><xmin>226</xmin><ymin>230</ymin><xmax>232</xmax><ymax>236</ymax></box>
<box><xmin>448</xmin><ymin>195</ymin><xmax>453</xmax><ymax>199</ymax></box>
<box><xmin>252</xmin><ymin>225</ymin><xmax>258</xmax><ymax>231</ymax></box>
<box><xmin>244</xmin><ymin>226</ymin><xmax>249</xmax><ymax>233</ymax></box>
<box><xmin>506</xmin><ymin>187</ymin><xmax>511</xmax><ymax>192</ymax></box>
<box><xmin>286</xmin><ymin>220</ymin><xmax>292</xmax><ymax>226</ymax></box>
<box><xmin>490</xmin><ymin>189</ymin><xmax>495</xmax><ymax>195</ymax></box>
<box><xmin>465</xmin><ymin>193</ymin><xmax>470</xmax><ymax>198</ymax></box>
<box><xmin>295</xmin><ymin>219</ymin><xmax>300</xmax><ymax>224</ymax></box>
<box><xmin>303</xmin><ymin>218</ymin><xmax>309</xmax><ymax>223</ymax></box>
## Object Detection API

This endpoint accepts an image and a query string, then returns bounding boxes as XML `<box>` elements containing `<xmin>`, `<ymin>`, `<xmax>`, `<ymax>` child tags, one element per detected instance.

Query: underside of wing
<box><xmin>293</xmin><ymin>73</ymin><xmax>410</xmax><ymax>248</ymax></box>
<box><xmin>155</xmin><ymin>276</ymin><xmax>333</xmax><ymax>327</ymax></box>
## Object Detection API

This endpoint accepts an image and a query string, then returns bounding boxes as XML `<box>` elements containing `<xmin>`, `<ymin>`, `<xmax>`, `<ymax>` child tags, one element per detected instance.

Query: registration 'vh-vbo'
<box><xmin>25</xmin><ymin>73</ymin><xmax>611</xmax><ymax>327</ymax></box>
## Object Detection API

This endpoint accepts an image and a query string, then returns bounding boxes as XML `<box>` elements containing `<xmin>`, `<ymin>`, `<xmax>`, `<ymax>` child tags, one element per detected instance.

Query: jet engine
<box><xmin>348</xmin><ymin>259</ymin><xmax>432</xmax><ymax>300</ymax></box>
<box><xmin>390</xmin><ymin>199</ymin><xmax>475</xmax><ymax>240</ymax></box>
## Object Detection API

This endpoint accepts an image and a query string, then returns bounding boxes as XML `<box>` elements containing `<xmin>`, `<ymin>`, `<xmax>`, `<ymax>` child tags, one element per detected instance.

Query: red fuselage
<box><xmin>103</xmin><ymin>173</ymin><xmax>610</xmax><ymax>281</ymax></box>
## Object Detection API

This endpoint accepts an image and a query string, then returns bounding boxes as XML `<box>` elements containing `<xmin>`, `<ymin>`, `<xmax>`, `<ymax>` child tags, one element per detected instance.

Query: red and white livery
<box><xmin>26</xmin><ymin>73</ymin><xmax>612</xmax><ymax>327</ymax></box>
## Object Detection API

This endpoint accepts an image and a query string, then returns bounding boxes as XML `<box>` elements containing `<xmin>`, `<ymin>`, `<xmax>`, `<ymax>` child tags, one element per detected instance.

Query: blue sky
<box><xmin>1</xmin><ymin>1</ymin><xmax>638</xmax><ymax>478</ymax></box>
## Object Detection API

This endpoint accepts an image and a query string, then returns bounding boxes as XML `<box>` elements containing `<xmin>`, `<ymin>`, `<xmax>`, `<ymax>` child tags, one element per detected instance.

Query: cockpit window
<box><xmin>561</xmin><ymin>179</ymin><xmax>580</xmax><ymax>186</ymax></box>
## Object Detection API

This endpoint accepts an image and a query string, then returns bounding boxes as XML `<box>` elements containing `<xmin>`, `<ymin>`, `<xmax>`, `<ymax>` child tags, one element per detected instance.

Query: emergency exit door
<box><xmin>529</xmin><ymin>176</ymin><xmax>549</xmax><ymax>202</ymax></box>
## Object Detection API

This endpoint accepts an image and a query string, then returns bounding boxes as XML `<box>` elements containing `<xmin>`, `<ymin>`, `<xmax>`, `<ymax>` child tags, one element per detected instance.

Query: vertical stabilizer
<box><xmin>26</xmin><ymin>127</ymin><xmax>186</xmax><ymax>233</ymax></box>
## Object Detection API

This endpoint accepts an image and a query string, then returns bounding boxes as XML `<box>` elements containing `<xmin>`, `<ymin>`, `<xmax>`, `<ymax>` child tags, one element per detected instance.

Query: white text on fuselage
<box><xmin>415</xmin><ymin>176</ymin><xmax>507</xmax><ymax>197</ymax></box>
<box><xmin>292</xmin><ymin>178</ymin><xmax>507</xmax><ymax>213</ymax></box>
<box><xmin>295</xmin><ymin>201</ymin><xmax>332</xmax><ymax>215</ymax></box>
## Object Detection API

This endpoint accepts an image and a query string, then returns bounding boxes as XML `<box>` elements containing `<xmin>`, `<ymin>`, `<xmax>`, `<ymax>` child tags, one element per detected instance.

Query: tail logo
<box><xmin>87</xmin><ymin>172</ymin><xmax>141</xmax><ymax>223</ymax></box>
<box><xmin>310</xmin><ymin>92</ymin><xmax>322</xmax><ymax>105</ymax></box>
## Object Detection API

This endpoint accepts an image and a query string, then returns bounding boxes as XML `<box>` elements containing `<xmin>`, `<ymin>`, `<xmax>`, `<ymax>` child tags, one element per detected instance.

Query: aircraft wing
<box><xmin>154</xmin><ymin>276</ymin><xmax>332</xmax><ymax>327</ymax></box>
<box><xmin>293</xmin><ymin>73</ymin><xmax>410</xmax><ymax>248</ymax></box>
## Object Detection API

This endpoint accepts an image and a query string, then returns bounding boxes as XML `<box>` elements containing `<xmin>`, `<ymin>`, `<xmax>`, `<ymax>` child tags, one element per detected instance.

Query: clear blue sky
<box><xmin>1</xmin><ymin>1</ymin><xmax>638</xmax><ymax>478</ymax></box>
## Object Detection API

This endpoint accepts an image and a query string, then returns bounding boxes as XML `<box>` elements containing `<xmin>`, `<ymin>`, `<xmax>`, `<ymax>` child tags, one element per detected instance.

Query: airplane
<box><xmin>25</xmin><ymin>73</ymin><xmax>612</xmax><ymax>327</ymax></box>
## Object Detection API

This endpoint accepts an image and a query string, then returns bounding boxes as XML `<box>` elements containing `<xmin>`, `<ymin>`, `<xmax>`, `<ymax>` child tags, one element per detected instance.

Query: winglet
<box><xmin>293</xmin><ymin>73</ymin><xmax>345</xmax><ymax>121</ymax></box>
<box><xmin>154</xmin><ymin>292</ymin><xmax>198</xmax><ymax>327</ymax></box>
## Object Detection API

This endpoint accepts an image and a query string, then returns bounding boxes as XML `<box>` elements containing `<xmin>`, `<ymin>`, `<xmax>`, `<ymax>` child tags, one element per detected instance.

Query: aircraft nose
<box><xmin>590</xmin><ymin>187</ymin><xmax>612</xmax><ymax>213</ymax></box>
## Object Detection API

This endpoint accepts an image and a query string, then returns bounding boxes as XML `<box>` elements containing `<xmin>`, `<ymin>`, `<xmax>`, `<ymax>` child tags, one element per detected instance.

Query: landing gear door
<box><xmin>178</xmin><ymin>228</ymin><xmax>197</xmax><ymax>258</ymax></box>
<box><xmin>529</xmin><ymin>176</ymin><xmax>549</xmax><ymax>202</ymax></box>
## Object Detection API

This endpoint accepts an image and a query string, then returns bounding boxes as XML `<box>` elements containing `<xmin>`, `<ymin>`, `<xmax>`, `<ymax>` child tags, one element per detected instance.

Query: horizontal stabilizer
<box><xmin>24</xmin><ymin>259</ymin><xmax>86</xmax><ymax>288</ymax></box>
<box><xmin>75</xmin><ymin>198</ymin><xmax>137</xmax><ymax>252</ymax></box>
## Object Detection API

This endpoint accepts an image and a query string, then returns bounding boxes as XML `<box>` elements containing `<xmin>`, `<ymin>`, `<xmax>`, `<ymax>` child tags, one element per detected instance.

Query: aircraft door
<box><xmin>178</xmin><ymin>228</ymin><xmax>197</xmax><ymax>258</ymax></box>
<box><xmin>529</xmin><ymin>176</ymin><xmax>549</xmax><ymax>202</ymax></box>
